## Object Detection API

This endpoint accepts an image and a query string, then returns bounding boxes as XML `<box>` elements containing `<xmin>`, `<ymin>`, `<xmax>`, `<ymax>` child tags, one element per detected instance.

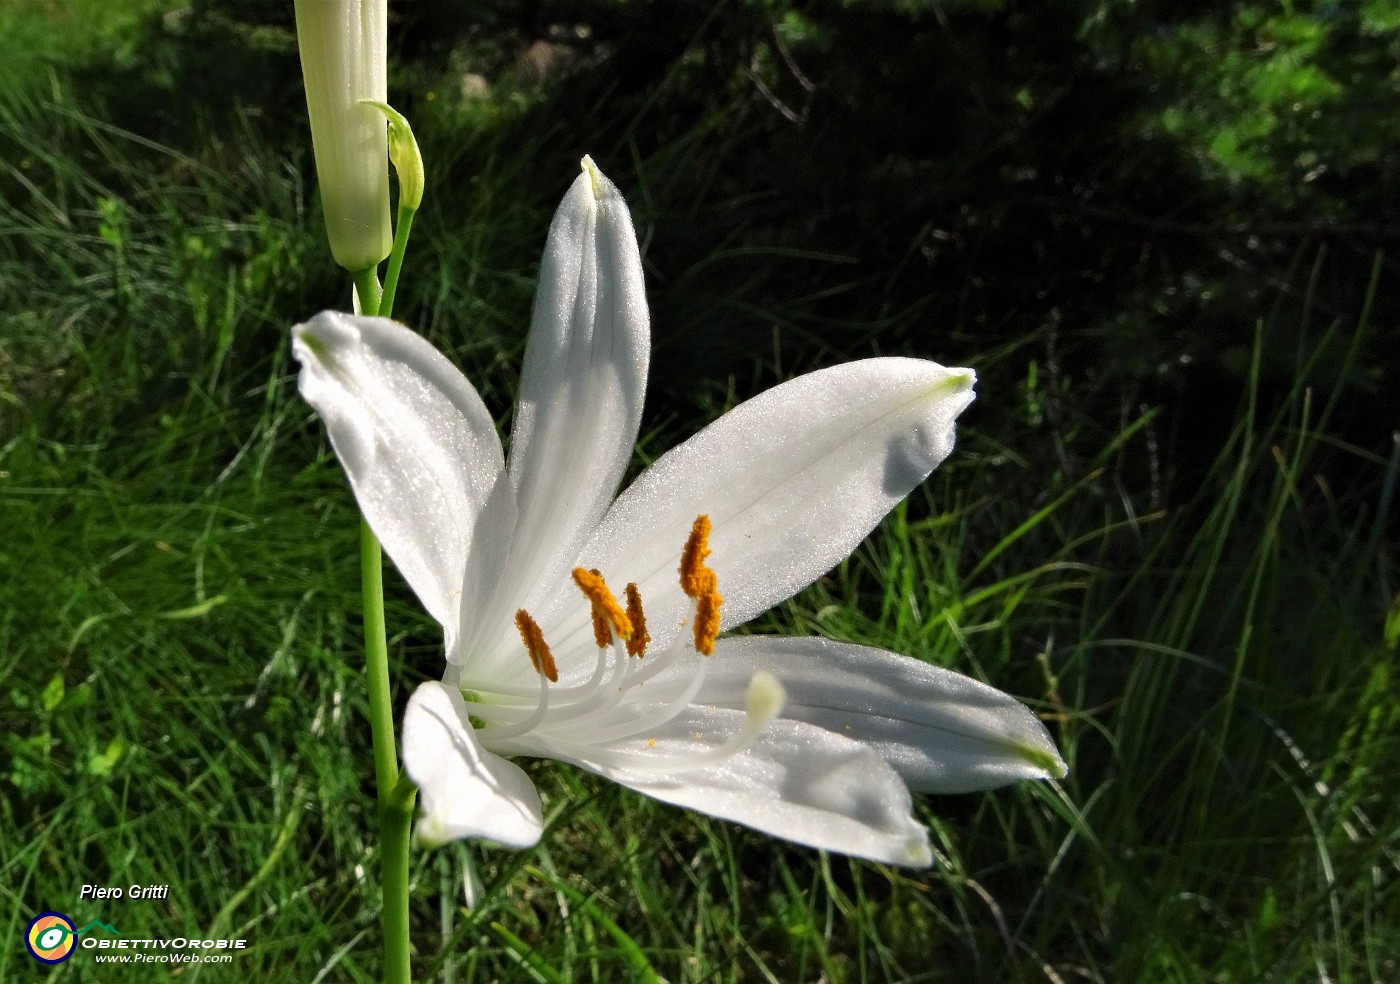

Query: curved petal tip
<box><xmin>403</xmin><ymin>682</ymin><xmax>544</xmax><ymax>850</ymax></box>
<box><xmin>1007</xmin><ymin>738</ymin><xmax>1069</xmax><ymax>780</ymax></box>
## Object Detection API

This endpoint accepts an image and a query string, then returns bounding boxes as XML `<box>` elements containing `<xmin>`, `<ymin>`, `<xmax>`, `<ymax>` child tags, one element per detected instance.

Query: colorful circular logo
<box><xmin>26</xmin><ymin>912</ymin><xmax>77</xmax><ymax>965</ymax></box>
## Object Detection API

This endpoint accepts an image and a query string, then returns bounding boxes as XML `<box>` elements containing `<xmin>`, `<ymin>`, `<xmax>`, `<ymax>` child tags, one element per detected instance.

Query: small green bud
<box><xmin>362</xmin><ymin>100</ymin><xmax>425</xmax><ymax>211</ymax></box>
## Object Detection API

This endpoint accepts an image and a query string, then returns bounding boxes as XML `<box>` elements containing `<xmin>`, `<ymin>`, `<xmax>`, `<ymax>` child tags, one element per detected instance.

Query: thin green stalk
<box><xmin>359</xmin><ymin>517</ymin><xmax>396</xmax><ymax>803</ymax></box>
<box><xmin>360</xmin><ymin>516</ymin><xmax>413</xmax><ymax>984</ymax></box>
<box><xmin>378</xmin><ymin>204</ymin><xmax>416</xmax><ymax>319</ymax></box>
<box><xmin>380</xmin><ymin>775</ymin><xmax>418</xmax><ymax>984</ymax></box>
<box><xmin>347</xmin><ymin>266</ymin><xmax>394</xmax><ymax>794</ymax></box>
<box><xmin>350</xmin><ymin>177</ymin><xmax>422</xmax><ymax>982</ymax></box>
<box><xmin>346</xmin><ymin>264</ymin><xmax>413</xmax><ymax>982</ymax></box>
<box><xmin>352</xmin><ymin>265</ymin><xmax>383</xmax><ymax>317</ymax></box>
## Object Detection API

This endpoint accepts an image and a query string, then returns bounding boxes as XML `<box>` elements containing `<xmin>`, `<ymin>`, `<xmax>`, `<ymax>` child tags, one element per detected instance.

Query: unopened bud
<box><xmin>362</xmin><ymin>100</ymin><xmax>425</xmax><ymax>211</ymax></box>
<box><xmin>294</xmin><ymin>0</ymin><xmax>392</xmax><ymax>272</ymax></box>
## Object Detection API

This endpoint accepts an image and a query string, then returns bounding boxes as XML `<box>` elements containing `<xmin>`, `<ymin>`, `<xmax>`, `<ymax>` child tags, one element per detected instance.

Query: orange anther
<box><xmin>573</xmin><ymin>567</ymin><xmax>633</xmax><ymax>640</ymax></box>
<box><xmin>624</xmin><ymin>583</ymin><xmax>650</xmax><ymax>658</ymax></box>
<box><xmin>514</xmin><ymin>610</ymin><xmax>558</xmax><ymax>682</ymax></box>
<box><xmin>586</xmin><ymin>568</ymin><xmax>613</xmax><ymax>648</ymax></box>
<box><xmin>693</xmin><ymin>572</ymin><xmax>722</xmax><ymax>656</ymax></box>
<box><xmin>679</xmin><ymin>515</ymin><xmax>714</xmax><ymax>599</ymax></box>
<box><xmin>679</xmin><ymin>515</ymin><xmax>722</xmax><ymax>655</ymax></box>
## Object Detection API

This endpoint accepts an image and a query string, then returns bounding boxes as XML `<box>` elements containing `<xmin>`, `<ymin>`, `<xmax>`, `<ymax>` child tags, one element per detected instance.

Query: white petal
<box><xmin>547</xmin><ymin>359</ymin><xmax>974</xmax><ymax>657</ymax></box>
<box><xmin>292</xmin><ymin>312</ymin><xmax>506</xmax><ymax>648</ymax></box>
<box><xmin>402</xmin><ymin>682</ymin><xmax>543</xmax><ymax>849</ymax></box>
<box><xmin>696</xmin><ymin>637</ymin><xmax>1067</xmax><ymax>792</ymax></box>
<box><xmin>450</xmin><ymin>468</ymin><xmax>518</xmax><ymax>672</ymax></box>
<box><xmin>564</xmin><ymin>711</ymin><xmax>932</xmax><ymax>867</ymax></box>
<box><xmin>482</xmin><ymin>160</ymin><xmax>648</xmax><ymax>658</ymax></box>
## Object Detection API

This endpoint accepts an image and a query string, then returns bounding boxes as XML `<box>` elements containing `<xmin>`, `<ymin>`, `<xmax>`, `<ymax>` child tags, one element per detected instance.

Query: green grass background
<box><xmin>2</xmin><ymin>2</ymin><xmax>1397</xmax><ymax>981</ymax></box>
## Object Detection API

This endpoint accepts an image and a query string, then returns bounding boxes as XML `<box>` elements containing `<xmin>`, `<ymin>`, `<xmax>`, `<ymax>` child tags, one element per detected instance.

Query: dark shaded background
<box><xmin>32</xmin><ymin>0</ymin><xmax>1397</xmax><ymax>495</ymax></box>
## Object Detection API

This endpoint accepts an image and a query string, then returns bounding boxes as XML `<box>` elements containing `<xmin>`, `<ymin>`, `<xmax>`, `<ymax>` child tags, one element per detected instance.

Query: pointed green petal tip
<box><xmin>945</xmin><ymin>368</ymin><xmax>975</xmax><ymax>392</ymax></box>
<box><xmin>902</xmin><ymin>838</ymin><xmax>934</xmax><ymax>868</ymax></box>
<box><xmin>580</xmin><ymin>154</ymin><xmax>603</xmax><ymax>198</ymax></box>
<box><xmin>1008</xmin><ymin>740</ymin><xmax>1068</xmax><ymax>779</ymax></box>
<box><xmin>293</xmin><ymin>327</ymin><xmax>328</xmax><ymax>361</ymax></box>
<box><xmin>917</xmin><ymin>367</ymin><xmax>976</xmax><ymax>404</ymax></box>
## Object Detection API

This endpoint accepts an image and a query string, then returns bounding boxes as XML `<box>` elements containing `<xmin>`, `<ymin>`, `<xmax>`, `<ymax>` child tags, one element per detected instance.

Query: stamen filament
<box><xmin>477</xmin><ymin>667</ymin><xmax>551</xmax><ymax>741</ymax></box>
<box><xmin>473</xmin><ymin>625</ymin><xmax>617</xmax><ymax>710</ymax></box>
<box><xmin>544</xmin><ymin>672</ymin><xmax>785</xmax><ymax>775</ymax></box>
<box><xmin>528</xmin><ymin>635</ymin><xmax>634</xmax><ymax>732</ymax></box>
<box><xmin>580</xmin><ymin>657</ymin><xmax>711</xmax><ymax>743</ymax></box>
<box><xmin>600</xmin><ymin>635</ymin><xmax>636</xmax><ymax>705</ymax></box>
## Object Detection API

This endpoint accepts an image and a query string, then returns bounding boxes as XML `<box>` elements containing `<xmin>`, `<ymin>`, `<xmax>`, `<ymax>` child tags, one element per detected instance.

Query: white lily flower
<box><xmin>292</xmin><ymin>158</ymin><xmax>1066</xmax><ymax>867</ymax></box>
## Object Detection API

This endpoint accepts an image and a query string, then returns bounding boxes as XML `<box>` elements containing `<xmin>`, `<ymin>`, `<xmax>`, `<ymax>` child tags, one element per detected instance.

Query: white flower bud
<box><xmin>294</xmin><ymin>0</ymin><xmax>392</xmax><ymax>272</ymax></box>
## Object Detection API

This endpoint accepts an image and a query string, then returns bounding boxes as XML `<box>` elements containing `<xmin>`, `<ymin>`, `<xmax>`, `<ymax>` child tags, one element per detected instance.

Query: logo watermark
<box><xmin>25</xmin><ymin>912</ymin><xmax>118</xmax><ymax>965</ymax></box>
<box><xmin>24</xmin><ymin>910</ymin><xmax>247</xmax><ymax>965</ymax></box>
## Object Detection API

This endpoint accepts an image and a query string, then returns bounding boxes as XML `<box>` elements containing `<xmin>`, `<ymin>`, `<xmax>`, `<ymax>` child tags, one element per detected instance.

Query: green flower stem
<box><xmin>358</xmin><ymin>516</ymin><xmax>396</xmax><ymax>804</ymax></box>
<box><xmin>351</xmin><ymin>265</ymin><xmax>383</xmax><ymax>318</ymax></box>
<box><xmin>359</xmin><ymin>516</ymin><xmax>414</xmax><ymax>984</ymax></box>
<box><xmin>348</xmin><ymin>269</ymin><xmax>395</xmax><ymax>803</ymax></box>
<box><xmin>378</xmin><ymin>204</ymin><xmax>416</xmax><ymax>319</ymax></box>
<box><xmin>348</xmin><ymin>269</ymin><xmax>413</xmax><ymax>983</ymax></box>
<box><xmin>378</xmin><ymin>745</ymin><xmax>416</xmax><ymax>984</ymax></box>
<box><xmin>350</xmin><ymin>216</ymin><xmax>419</xmax><ymax>984</ymax></box>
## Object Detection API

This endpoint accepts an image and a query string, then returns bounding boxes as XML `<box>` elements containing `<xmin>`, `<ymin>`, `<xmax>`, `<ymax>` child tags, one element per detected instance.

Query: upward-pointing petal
<box><xmin>292</xmin><ymin>312</ymin><xmax>507</xmax><ymax>648</ymax></box>
<box><xmin>465</xmin><ymin>160</ymin><xmax>649</xmax><ymax>663</ymax></box>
